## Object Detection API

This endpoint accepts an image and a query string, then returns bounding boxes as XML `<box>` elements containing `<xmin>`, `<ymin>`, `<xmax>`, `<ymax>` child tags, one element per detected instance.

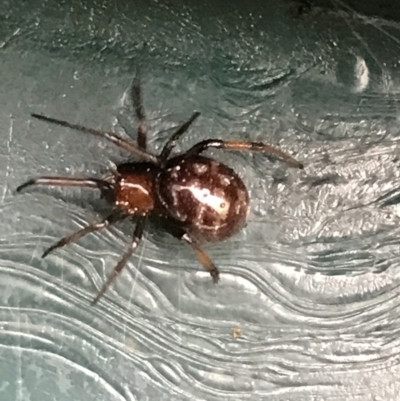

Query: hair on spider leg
<box><xmin>16</xmin><ymin>78</ymin><xmax>304</xmax><ymax>305</ymax></box>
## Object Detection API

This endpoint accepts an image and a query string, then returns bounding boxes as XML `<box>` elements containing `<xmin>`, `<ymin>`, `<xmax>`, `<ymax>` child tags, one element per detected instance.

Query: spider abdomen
<box><xmin>156</xmin><ymin>155</ymin><xmax>250</xmax><ymax>242</ymax></box>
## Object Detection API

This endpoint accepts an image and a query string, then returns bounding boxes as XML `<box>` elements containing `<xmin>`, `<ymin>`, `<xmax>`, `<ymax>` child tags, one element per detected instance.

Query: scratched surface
<box><xmin>1</xmin><ymin>0</ymin><xmax>400</xmax><ymax>400</ymax></box>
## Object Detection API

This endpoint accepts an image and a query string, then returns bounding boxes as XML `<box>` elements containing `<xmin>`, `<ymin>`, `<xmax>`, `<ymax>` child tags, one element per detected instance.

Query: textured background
<box><xmin>1</xmin><ymin>0</ymin><xmax>400</xmax><ymax>400</ymax></box>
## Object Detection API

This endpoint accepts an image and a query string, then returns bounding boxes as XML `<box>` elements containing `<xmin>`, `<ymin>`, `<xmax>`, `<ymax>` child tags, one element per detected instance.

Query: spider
<box><xmin>16</xmin><ymin>79</ymin><xmax>304</xmax><ymax>305</ymax></box>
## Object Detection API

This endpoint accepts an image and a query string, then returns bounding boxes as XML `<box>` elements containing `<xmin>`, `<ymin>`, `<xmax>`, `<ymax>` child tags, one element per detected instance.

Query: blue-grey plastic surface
<box><xmin>1</xmin><ymin>0</ymin><xmax>400</xmax><ymax>400</ymax></box>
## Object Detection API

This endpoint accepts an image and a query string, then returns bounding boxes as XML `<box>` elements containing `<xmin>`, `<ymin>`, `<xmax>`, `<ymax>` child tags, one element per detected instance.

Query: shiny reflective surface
<box><xmin>2</xmin><ymin>0</ymin><xmax>400</xmax><ymax>400</ymax></box>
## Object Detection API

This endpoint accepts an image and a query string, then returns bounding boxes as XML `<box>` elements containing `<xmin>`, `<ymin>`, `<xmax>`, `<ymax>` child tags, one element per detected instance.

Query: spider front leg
<box><xmin>16</xmin><ymin>176</ymin><xmax>112</xmax><ymax>194</ymax></box>
<box><xmin>30</xmin><ymin>113</ymin><xmax>158</xmax><ymax>163</ymax></box>
<box><xmin>130</xmin><ymin>79</ymin><xmax>148</xmax><ymax>150</ymax></box>
<box><xmin>41</xmin><ymin>211</ymin><xmax>125</xmax><ymax>258</ymax></box>
<box><xmin>159</xmin><ymin>112</ymin><xmax>201</xmax><ymax>163</ymax></box>
<box><xmin>91</xmin><ymin>215</ymin><xmax>146</xmax><ymax>305</ymax></box>
<box><xmin>182</xmin><ymin>233</ymin><xmax>220</xmax><ymax>283</ymax></box>
<box><xmin>185</xmin><ymin>139</ymin><xmax>304</xmax><ymax>169</ymax></box>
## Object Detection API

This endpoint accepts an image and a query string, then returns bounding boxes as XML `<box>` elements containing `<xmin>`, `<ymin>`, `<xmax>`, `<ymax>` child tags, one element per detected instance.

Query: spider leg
<box><xmin>42</xmin><ymin>212</ymin><xmax>125</xmax><ymax>259</ymax></box>
<box><xmin>184</xmin><ymin>139</ymin><xmax>304</xmax><ymax>169</ymax></box>
<box><xmin>130</xmin><ymin>79</ymin><xmax>147</xmax><ymax>150</ymax></box>
<box><xmin>159</xmin><ymin>112</ymin><xmax>201</xmax><ymax>163</ymax></box>
<box><xmin>16</xmin><ymin>176</ymin><xmax>111</xmax><ymax>193</ymax></box>
<box><xmin>31</xmin><ymin>113</ymin><xmax>158</xmax><ymax>164</ymax></box>
<box><xmin>91</xmin><ymin>215</ymin><xmax>146</xmax><ymax>305</ymax></box>
<box><xmin>181</xmin><ymin>233</ymin><xmax>220</xmax><ymax>283</ymax></box>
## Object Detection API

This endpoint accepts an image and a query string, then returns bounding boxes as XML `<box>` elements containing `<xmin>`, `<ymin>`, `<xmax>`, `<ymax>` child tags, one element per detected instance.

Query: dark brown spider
<box><xmin>16</xmin><ymin>79</ymin><xmax>304</xmax><ymax>305</ymax></box>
